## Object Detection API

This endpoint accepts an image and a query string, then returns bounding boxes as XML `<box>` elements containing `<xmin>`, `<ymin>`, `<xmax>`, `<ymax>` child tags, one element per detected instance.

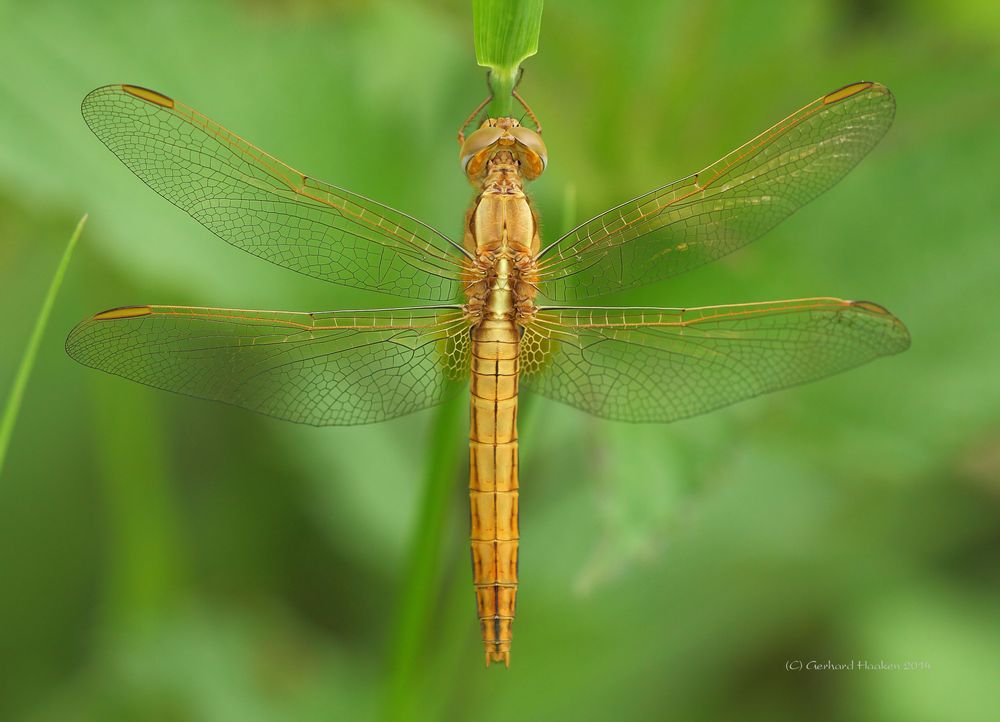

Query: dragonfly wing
<box><xmin>535</xmin><ymin>82</ymin><xmax>895</xmax><ymax>301</ymax></box>
<box><xmin>82</xmin><ymin>85</ymin><xmax>470</xmax><ymax>302</ymax></box>
<box><xmin>66</xmin><ymin>304</ymin><xmax>471</xmax><ymax>425</ymax></box>
<box><xmin>520</xmin><ymin>299</ymin><xmax>909</xmax><ymax>422</ymax></box>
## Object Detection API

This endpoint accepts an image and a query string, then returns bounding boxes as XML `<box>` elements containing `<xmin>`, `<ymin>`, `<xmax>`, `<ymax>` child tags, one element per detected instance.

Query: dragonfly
<box><xmin>67</xmin><ymin>80</ymin><xmax>909</xmax><ymax>667</ymax></box>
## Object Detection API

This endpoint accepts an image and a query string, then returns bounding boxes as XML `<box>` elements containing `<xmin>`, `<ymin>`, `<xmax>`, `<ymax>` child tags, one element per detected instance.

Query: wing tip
<box><xmin>81</xmin><ymin>84</ymin><xmax>176</xmax><ymax>130</ymax></box>
<box><xmin>848</xmin><ymin>299</ymin><xmax>911</xmax><ymax>351</ymax></box>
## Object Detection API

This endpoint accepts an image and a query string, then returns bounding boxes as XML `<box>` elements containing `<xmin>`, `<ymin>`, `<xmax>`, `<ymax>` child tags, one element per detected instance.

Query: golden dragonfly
<box><xmin>68</xmin><ymin>80</ymin><xmax>909</xmax><ymax>667</ymax></box>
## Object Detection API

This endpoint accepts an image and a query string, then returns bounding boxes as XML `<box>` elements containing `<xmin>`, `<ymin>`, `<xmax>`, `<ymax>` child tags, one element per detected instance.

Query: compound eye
<box><xmin>509</xmin><ymin>126</ymin><xmax>548</xmax><ymax>170</ymax></box>
<box><xmin>460</xmin><ymin>127</ymin><xmax>503</xmax><ymax>170</ymax></box>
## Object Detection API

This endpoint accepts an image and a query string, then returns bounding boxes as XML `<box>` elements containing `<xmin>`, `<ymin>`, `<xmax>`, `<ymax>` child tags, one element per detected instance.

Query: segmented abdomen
<box><xmin>469</xmin><ymin>317</ymin><xmax>519</xmax><ymax>667</ymax></box>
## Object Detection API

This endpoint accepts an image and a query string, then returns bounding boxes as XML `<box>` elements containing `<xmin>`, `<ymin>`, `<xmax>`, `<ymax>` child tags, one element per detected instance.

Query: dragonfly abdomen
<box><xmin>469</xmin><ymin>317</ymin><xmax>520</xmax><ymax>667</ymax></box>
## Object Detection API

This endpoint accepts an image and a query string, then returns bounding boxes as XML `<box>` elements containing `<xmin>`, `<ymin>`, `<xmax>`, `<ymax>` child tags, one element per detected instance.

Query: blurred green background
<box><xmin>2</xmin><ymin>0</ymin><xmax>999</xmax><ymax>720</ymax></box>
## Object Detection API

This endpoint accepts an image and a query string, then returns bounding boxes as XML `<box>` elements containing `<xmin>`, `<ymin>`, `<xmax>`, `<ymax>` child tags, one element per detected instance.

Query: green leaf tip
<box><xmin>474</xmin><ymin>0</ymin><xmax>543</xmax><ymax>70</ymax></box>
<box><xmin>0</xmin><ymin>213</ymin><xmax>87</xmax><ymax>478</ymax></box>
<box><xmin>473</xmin><ymin>0</ymin><xmax>544</xmax><ymax>117</ymax></box>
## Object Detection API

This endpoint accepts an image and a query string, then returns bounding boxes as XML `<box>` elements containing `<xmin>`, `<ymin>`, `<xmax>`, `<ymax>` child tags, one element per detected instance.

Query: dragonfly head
<box><xmin>460</xmin><ymin>118</ymin><xmax>547</xmax><ymax>181</ymax></box>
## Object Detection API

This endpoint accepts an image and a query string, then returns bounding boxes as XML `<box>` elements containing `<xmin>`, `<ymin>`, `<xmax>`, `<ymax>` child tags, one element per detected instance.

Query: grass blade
<box><xmin>384</xmin><ymin>391</ymin><xmax>466</xmax><ymax>721</ymax></box>
<box><xmin>473</xmin><ymin>0</ymin><xmax>544</xmax><ymax>116</ymax></box>
<box><xmin>0</xmin><ymin>214</ymin><xmax>87</xmax><ymax>477</ymax></box>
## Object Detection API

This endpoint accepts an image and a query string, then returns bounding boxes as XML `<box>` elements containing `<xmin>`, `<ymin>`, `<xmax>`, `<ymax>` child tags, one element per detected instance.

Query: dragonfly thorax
<box><xmin>460</xmin><ymin>117</ymin><xmax>547</xmax><ymax>182</ymax></box>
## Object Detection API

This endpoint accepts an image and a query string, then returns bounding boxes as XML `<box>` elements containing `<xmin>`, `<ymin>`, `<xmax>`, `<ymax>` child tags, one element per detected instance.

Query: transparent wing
<box><xmin>520</xmin><ymin>299</ymin><xmax>909</xmax><ymax>422</ymax></box>
<box><xmin>66</xmin><ymin>304</ymin><xmax>471</xmax><ymax>426</ymax></box>
<box><xmin>82</xmin><ymin>84</ymin><xmax>471</xmax><ymax>302</ymax></box>
<box><xmin>535</xmin><ymin>82</ymin><xmax>895</xmax><ymax>301</ymax></box>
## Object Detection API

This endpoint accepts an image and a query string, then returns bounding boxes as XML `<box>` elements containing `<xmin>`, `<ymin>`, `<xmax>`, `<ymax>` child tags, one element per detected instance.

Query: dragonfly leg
<box><xmin>463</xmin><ymin>297</ymin><xmax>485</xmax><ymax>319</ymax></box>
<box><xmin>459</xmin><ymin>71</ymin><xmax>495</xmax><ymax>144</ymax></box>
<box><xmin>511</xmin><ymin>252</ymin><xmax>539</xmax><ymax>322</ymax></box>
<box><xmin>512</xmin><ymin>89</ymin><xmax>541</xmax><ymax>134</ymax></box>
